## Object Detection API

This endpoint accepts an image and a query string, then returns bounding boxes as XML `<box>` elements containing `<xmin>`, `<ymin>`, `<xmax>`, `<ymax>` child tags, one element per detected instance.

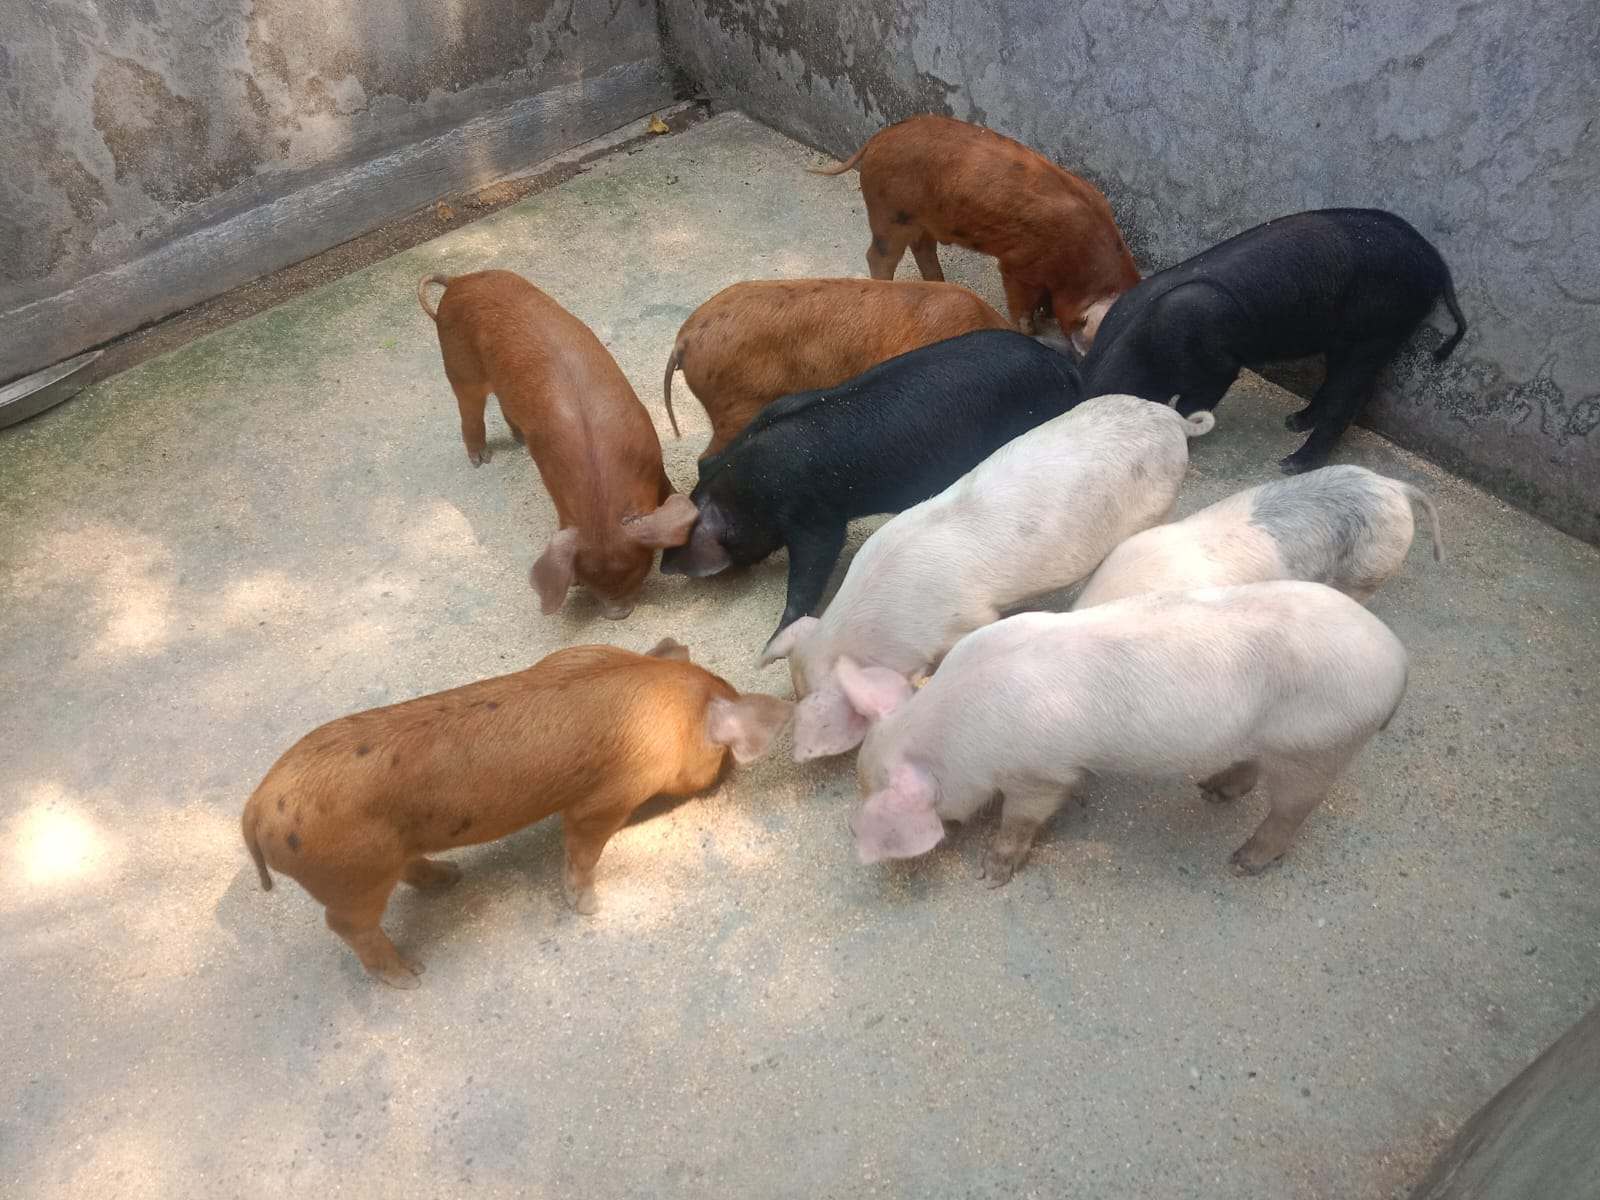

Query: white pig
<box><xmin>763</xmin><ymin>394</ymin><xmax>1215</xmax><ymax>761</ymax></box>
<box><xmin>1074</xmin><ymin>465</ymin><xmax>1442</xmax><ymax>609</ymax></box>
<box><xmin>845</xmin><ymin>581</ymin><xmax>1407</xmax><ymax>883</ymax></box>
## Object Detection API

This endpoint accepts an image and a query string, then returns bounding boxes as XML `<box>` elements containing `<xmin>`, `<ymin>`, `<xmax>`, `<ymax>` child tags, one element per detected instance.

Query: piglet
<box><xmin>241</xmin><ymin>638</ymin><xmax>793</xmax><ymax>988</ymax></box>
<box><xmin>1078</xmin><ymin>208</ymin><xmax>1468</xmax><ymax>472</ymax></box>
<box><xmin>664</xmin><ymin>278</ymin><xmax>1009</xmax><ymax>458</ymax></box>
<box><xmin>658</xmin><ymin>329</ymin><xmax>1083</xmax><ymax>641</ymax></box>
<box><xmin>813</xmin><ymin>114</ymin><xmax>1139</xmax><ymax>337</ymax></box>
<box><xmin>1075</xmin><ymin>465</ymin><xmax>1443</xmax><ymax>609</ymax></box>
<box><xmin>767</xmin><ymin>394</ymin><xmax>1215</xmax><ymax>761</ymax></box>
<box><xmin>419</xmin><ymin>270</ymin><xmax>697</xmax><ymax>618</ymax></box>
<box><xmin>848</xmin><ymin>582</ymin><xmax>1407</xmax><ymax>883</ymax></box>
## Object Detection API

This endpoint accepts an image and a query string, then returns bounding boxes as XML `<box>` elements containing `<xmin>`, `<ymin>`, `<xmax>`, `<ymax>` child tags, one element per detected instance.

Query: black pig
<box><xmin>659</xmin><ymin>329</ymin><xmax>1082</xmax><ymax>643</ymax></box>
<box><xmin>1079</xmin><ymin>208</ymin><xmax>1467</xmax><ymax>472</ymax></box>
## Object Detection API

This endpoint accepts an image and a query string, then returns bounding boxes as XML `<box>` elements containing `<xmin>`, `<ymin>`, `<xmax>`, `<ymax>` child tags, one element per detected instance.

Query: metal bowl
<box><xmin>0</xmin><ymin>349</ymin><xmax>103</xmax><ymax>431</ymax></box>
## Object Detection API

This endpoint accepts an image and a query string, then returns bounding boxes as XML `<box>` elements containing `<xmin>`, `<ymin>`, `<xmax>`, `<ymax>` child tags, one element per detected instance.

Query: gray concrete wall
<box><xmin>1410</xmin><ymin>1003</ymin><xmax>1600</xmax><ymax>1199</ymax></box>
<box><xmin>0</xmin><ymin>0</ymin><xmax>674</xmax><ymax>384</ymax></box>
<box><xmin>659</xmin><ymin>0</ymin><xmax>1600</xmax><ymax>544</ymax></box>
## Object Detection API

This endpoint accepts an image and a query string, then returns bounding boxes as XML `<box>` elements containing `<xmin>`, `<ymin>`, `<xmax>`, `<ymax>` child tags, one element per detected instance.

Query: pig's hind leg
<box><xmin>1280</xmin><ymin>339</ymin><xmax>1402</xmax><ymax>473</ymax></box>
<box><xmin>909</xmin><ymin>233</ymin><xmax>945</xmax><ymax>282</ymax></box>
<box><xmin>449</xmin><ymin>378</ymin><xmax>494</xmax><ymax>467</ymax></box>
<box><xmin>498</xmin><ymin>401</ymin><xmax>525</xmax><ymax>445</ymax></box>
<box><xmin>439</xmin><ymin>335</ymin><xmax>495</xmax><ymax>467</ymax></box>
<box><xmin>1198</xmin><ymin>760</ymin><xmax>1260</xmax><ymax>804</ymax></box>
<box><xmin>402</xmin><ymin>857</ymin><xmax>462</xmax><ymax>889</ymax></box>
<box><xmin>981</xmin><ymin>776</ymin><xmax>1079</xmax><ymax>886</ymax></box>
<box><xmin>1229</xmin><ymin>754</ymin><xmax>1342</xmax><ymax>875</ymax></box>
<box><xmin>322</xmin><ymin>874</ymin><xmax>424</xmax><ymax>989</ymax></box>
<box><xmin>865</xmin><ymin>213</ymin><xmax>916</xmax><ymax>280</ymax></box>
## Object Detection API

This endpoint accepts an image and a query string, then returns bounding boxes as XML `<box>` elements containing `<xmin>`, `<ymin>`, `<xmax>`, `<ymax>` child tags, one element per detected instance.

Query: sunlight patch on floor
<box><xmin>10</xmin><ymin>783</ymin><xmax>113</xmax><ymax>889</ymax></box>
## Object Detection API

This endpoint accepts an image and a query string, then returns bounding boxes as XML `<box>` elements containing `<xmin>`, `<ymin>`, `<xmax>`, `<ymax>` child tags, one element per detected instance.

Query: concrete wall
<box><xmin>660</xmin><ymin>0</ymin><xmax>1600</xmax><ymax>543</ymax></box>
<box><xmin>1411</xmin><ymin>1003</ymin><xmax>1600</xmax><ymax>1199</ymax></box>
<box><xmin>1</xmin><ymin>0</ymin><xmax>674</xmax><ymax>384</ymax></box>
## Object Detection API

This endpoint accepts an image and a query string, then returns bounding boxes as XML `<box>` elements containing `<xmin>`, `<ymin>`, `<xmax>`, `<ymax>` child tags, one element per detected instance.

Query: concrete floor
<box><xmin>2</xmin><ymin>112</ymin><xmax>1597</xmax><ymax>1200</ymax></box>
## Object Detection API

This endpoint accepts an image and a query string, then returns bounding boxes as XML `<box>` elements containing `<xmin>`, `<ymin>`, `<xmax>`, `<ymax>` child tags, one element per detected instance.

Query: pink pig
<box><xmin>765</xmin><ymin>394</ymin><xmax>1213</xmax><ymax>761</ymax></box>
<box><xmin>848</xmin><ymin>581</ymin><xmax>1408</xmax><ymax>883</ymax></box>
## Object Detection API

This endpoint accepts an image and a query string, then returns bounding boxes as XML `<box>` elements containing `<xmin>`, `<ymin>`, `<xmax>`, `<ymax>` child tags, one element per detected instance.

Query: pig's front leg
<box><xmin>981</xmin><ymin>779</ymin><xmax>1076</xmax><ymax>886</ymax></box>
<box><xmin>774</xmin><ymin>525</ymin><xmax>847</xmax><ymax>637</ymax></box>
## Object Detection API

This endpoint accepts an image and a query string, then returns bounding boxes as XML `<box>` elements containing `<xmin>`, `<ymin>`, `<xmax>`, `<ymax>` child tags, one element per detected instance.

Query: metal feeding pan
<box><xmin>0</xmin><ymin>349</ymin><xmax>103</xmax><ymax>430</ymax></box>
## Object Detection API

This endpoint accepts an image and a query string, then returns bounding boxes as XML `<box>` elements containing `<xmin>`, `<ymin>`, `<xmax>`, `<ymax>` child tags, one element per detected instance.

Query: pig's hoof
<box><xmin>431</xmin><ymin>861</ymin><xmax>463</xmax><ymax>887</ymax></box>
<box><xmin>1200</xmin><ymin>785</ymin><xmax>1238</xmax><ymax>804</ymax></box>
<box><xmin>372</xmin><ymin>959</ymin><xmax>425</xmax><ymax>990</ymax></box>
<box><xmin>1228</xmin><ymin>845</ymin><xmax>1279</xmax><ymax>876</ymax></box>
<box><xmin>468</xmin><ymin>446</ymin><xmax>491</xmax><ymax>466</ymax></box>
<box><xmin>404</xmin><ymin>858</ymin><xmax>462</xmax><ymax>890</ymax></box>
<box><xmin>1278</xmin><ymin>452</ymin><xmax>1320</xmax><ymax>475</ymax></box>
<box><xmin>1284</xmin><ymin>408</ymin><xmax>1317</xmax><ymax>432</ymax></box>
<box><xmin>563</xmin><ymin>880</ymin><xmax>600</xmax><ymax>915</ymax></box>
<box><xmin>979</xmin><ymin>847</ymin><xmax>1022</xmax><ymax>888</ymax></box>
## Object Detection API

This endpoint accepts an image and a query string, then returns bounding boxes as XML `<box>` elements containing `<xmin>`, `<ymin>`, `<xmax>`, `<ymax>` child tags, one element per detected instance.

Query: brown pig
<box><xmin>241</xmin><ymin>638</ymin><xmax>793</xmax><ymax>988</ymax></box>
<box><xmin>663</xmin><ymin>278</ymin><xmax>1009</xmax><ymax>458</ymax></box>
<box><xmin>812</xmin><ymin>114</ymin><xmax>1139</xmax><ymax>342</ymax></box>
<box><xmin>418</xmin><ymin>269</ymin><xmax>697</xmax><ymax>619</ymax></box>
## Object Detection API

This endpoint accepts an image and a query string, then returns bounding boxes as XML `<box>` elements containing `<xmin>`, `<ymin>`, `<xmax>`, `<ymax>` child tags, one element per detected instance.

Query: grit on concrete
<box><xmin>1</xmin><ymin>113</ymin><xmax>1596</xmax><ymax>1200</ymax></box>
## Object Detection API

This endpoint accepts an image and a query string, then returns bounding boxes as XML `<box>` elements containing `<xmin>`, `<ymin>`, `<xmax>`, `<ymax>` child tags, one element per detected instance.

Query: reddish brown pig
<box><xmin>241</xmin><ymin>638</ymin><xmax>793</xmax><ymax>988</ymax></box>
<box><xmin>663</xmin><ymin>278</ymin><xmax>1010</xmax><ymax>458</ymax></box>
<box><xmin>812</xmin><ymin>115</ymin><xmax>1139</xmax><ymax>342</ymax></box>
<box><xmin>418</xmin><ymin>269</ymin><xmax>696</xmax><ymax>619</ymax></box>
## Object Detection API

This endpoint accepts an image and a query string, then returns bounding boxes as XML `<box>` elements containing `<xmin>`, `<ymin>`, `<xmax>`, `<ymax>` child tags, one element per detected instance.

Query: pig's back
<box><xmin>931</xmin><ymin>395</ymin><xmax>1194</xmax><ymax>601</ymax></box>
<box><xmin>255</xmin><ymin>648</ymin><xmax>708</xmax><ymax>846</ymax></box>
<box><xmin>915</xmin><ymin>584</ymin><xmax>1404</xmax><ymax>778</ymax></box>
<box><xmin>861</xmin><ymin>117</ymin><xmax>1119</xmax><ymax>262</ymax></box>
<box><xmin>721</xmin><ymin>329</ymin><xmax>1081</xmax><ymax>521</ymax></box>
<box><xmin>1100</xmin><ymin>210</ymin><xmax>1446</xmax><ymax>356</ymax></box>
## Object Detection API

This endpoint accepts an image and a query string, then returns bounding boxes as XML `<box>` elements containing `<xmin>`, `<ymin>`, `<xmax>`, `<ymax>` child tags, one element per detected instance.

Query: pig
<box><xmin>765</xmin><ymin>394</ymin><xmax>1216</xmax><ymax>761</ymax></box>
<box><xmin>811</xmin><ymin>114</ymin><xmax>1139</xmax><ymax>338</ymax></box>
<box><xmin>241</xmin><ymin>637</ymin><xmax>793</xmax><ymax>988</ymax></box>
<box><xmin>1077</xmin><ymin>208</ymin><xmax>1468</xmax><ymax>473</ymax></box>
<box><xmin>663</xmin><ymin>277</ymin><xmax>1010</xmax><ymax>459</ymax></box>
<box><xmin>847</xmin><ymin>582</ymin><xmax>1407</xmax><ymax>883</ymax></box>
<box><xmin>658</xmin><ymin>329</ymin><xmax>1083</xmax><ymax>642</ymax></box>
<box><xmin>418</xmin><ymin>270</ymin><xmax>697</xmax><ymax>619</ymax></box>
<box><xmin>1074</xmin><ymin>466</ymin><xmax>1443</xmax><ymax>609</ymax></box>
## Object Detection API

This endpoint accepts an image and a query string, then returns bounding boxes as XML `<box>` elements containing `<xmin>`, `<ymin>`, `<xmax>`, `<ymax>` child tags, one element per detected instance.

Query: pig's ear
<box><xmin>834</xmin><ymin>656</ymin><xmax>914</xmax><ymax>722</ymax></box>
<box><xmin>645</xmin><ymin>637</ymin><xmax>690</xmax><ymax>661</ymax></box>
<box><xmin>758</xmin><ymin>615</ymin><xmax>820</xmax><ymax>667</ymax></box>
<box><xmin>530</xmin><ymin>528</ymin><xmax>579</xmax><ymax>614</ymax></box>
<box><xmin>623</xmin><ymin>493</ymin><xmax>699</xmax><ymax>548</ymax></box>
<box><xmin>1072</xmin><ymin>297</ymin><xmax>1114</xmax><ymax>355</ymax></box>
<box><xmin>707</xmin><ymin>693</ymin><xmax>794</xmax><ymax>764</ymax></box>
<box><xmin>791</xmin><ymin>685</ymin><xmax>870</xmax><ymax>762</ymax></box>
<box><xmin>660</xmin><ymin>505</ymin><xmax>732</xmax><ymax>578</ymax></box>
<box><xmin>854</xmin><ymin>765</ymin><xmax>943</xmax><ymax>863</ymax></box>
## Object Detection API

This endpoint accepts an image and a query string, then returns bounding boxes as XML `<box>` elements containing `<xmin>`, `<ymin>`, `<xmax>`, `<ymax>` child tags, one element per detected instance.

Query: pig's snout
<box><xmin>658</xmin><ymin>545</ymin><xmax>695</xmax><ymax>576</ymax></box>
<box><xmin>599</xmin><ymin>602</ymin><xmax>636</xmax><ymax>621</ymax></box>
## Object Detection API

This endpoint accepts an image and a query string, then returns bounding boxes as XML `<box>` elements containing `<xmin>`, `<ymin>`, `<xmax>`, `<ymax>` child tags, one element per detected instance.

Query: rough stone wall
<box><xmin>1</xmin><ymin>0</ymin><xmax>670</xmax><ymax>381</ymax></box>
<box><xmin>660</xmin><ymin>0</ymin><xmax>1600</xmax><ymax>543</ymax></box>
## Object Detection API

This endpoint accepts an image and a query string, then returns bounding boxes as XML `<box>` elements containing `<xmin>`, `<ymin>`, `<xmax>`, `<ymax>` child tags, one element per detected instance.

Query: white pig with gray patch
<box><xmin>847</xmin><ymin>582</ymin><xmax>1408</xmax><ymax>883</ymax></box>
<box><xmin>1074</xmin><ymin>465</ymin><xmax>1442</xmax><ymax>609</ymax></box>
<box><xmin>764</xmin><ymin>394</ymin><xmax>1215</xmax><ymax>761</ymax></box>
